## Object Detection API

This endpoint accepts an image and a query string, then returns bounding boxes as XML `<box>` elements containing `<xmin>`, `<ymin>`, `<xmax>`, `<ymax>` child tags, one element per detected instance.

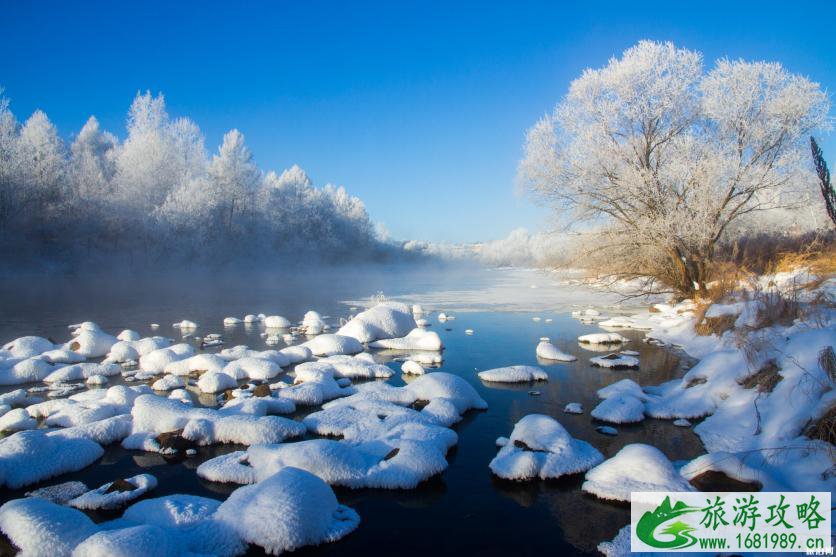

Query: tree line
<box><xmin>0</xmin><ymin>91</ymin><xmax>388</xmax><ymax>267</ymax></box>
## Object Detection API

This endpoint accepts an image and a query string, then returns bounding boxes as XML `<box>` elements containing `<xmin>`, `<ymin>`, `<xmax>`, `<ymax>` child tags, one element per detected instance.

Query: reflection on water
<box><xmin>0</xmin><ymin>265</ymin><xmax>704</xmax><ymax>556</ymax></box>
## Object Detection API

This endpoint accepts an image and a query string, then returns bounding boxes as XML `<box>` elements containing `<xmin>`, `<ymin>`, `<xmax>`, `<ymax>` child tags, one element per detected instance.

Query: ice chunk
<box><xmin>582</xmin><ymin>444</ymin><xmax>694</xmax><ymax>502</ymax></box>
<box><xmin>478</xmin><ymin>365</ymin><xmax>548</xmax><ymax>383</ymax></box>
<box><xmin>489</xmin><ymin>414</ymin><xmax>603</xmax><ymax>480</ymax></box>
<box><xmin>215</xmin><ymin>467</ymin><xmax>359</xmax><ymax>555</ymax></box>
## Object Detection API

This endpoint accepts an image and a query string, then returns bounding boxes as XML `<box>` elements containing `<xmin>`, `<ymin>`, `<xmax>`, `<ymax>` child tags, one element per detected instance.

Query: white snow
<box><xmin>590</xmin><ymin>394</ymin><xmax>645</xmax><ymax>423</ymax></box>
<box><xmin>66</xmin><ymin>329</ymin><xmax>118</xmax><ymax>358</ymax></box>
<box><xmin>302</xmin><ymin>334</ymin><xmax>363</xmax><ymax>357</ymax></box>
<box><xmin>151</xmin><ymin>374</ymin><xmax>186</xmax><ymax>391</ymax></box>
<box><xmin>264</xmin><ymin>315</ymin><xmax>291</xmax><ymax>328</ymax></box>
<box><xmin>477</xmin><ymin>365</ymin><xmax>547</xmax><ymax>383</ymax></box>
<box><xmin>577</xmin><ymin>332</ymin><xmax>628</xmax><ymax>345</ymax></box>
<box><xmin>401</xmin><ymin>360</ymin><xmax>425</xmax><ymax>375</ymax></box>
<box><xmin>582</xmin><ymin>444</ymin><xmax>694</xmax><ymax>502</ymax></box>
<box><xmin>368</xmin><ymin>328</ymin><xmax>442</xmax><ymax>351</ymax></box>
<box><xmin>535</xmin><ymin>340</ymin><xmax>577</xmax><ymax>361</ymax></box>
<box><xmin>214</xmin><ymin>467</ymin><xmax>359</xmax><ymax>555</ymax></box>
<box><xmin>337</xmin><ymin>302</ymin><xmax>416</xmax><ymax>343</ymax></box>
<box><xmin>589</xmin><ymin>353</ymin><xmax>639</xmax><ymax>369</ymax></box>
<box><xmin>0</xmin><ymin>408</ymin><xmax>37</xmax><ymax>432</ymax></box>
<box><xmin>69</xmin><ymin>474</ymin><xmax>157</xmax><ymax>510</ymax></box>
<box><xmin>43</xmin><ymin>362</ymin><xmax>121</xmax><ymax>383</ymax></box>
<box><xmin>0</xmin><ymin>497</ymin><xmax>99</xmax><ymax>556</ymax></box>
<box><xmin>563</xmin><ymin>402</ymin><xmax>583</xmax><ymax>414</ymax></box>
<box><xmin>489</xmin><ymin>415</ymin><xmax>603</xmax><ymax>480</ymax></box>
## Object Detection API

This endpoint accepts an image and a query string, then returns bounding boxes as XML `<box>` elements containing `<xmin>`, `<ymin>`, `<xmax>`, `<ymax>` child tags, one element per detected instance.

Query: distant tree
<box><xmin>519</xmin><ymin>41</ymin><xmax>829</xmax><ymax>296</ymax></box>
<box><xmin>811</xmin><ymin>137</ymin><xmax>836</xmax><ymax>226</ymax></box>
<box><xmin>17</xmin><ymin>110</ymin><xmax>65</xmax><ymax>233</ymax></box>
<box><xmin>209</xmin><ymin>129</ymin><xmax>260</xmax><ymax>237</ymax></box>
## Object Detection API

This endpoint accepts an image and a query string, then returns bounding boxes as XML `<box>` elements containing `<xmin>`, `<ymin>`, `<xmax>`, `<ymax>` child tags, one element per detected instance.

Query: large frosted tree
<box><xmin>519</xmin><ymin>41</ymin><xmax>829</xmax><ymax>295</ymax></box>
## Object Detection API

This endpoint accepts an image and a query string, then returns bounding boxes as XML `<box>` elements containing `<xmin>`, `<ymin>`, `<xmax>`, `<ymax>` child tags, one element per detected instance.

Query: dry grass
<box><xmin>738</xmin><ymin>359</ymin><xmax>783</xmax><ymax>393</ymax></box>
<box><xmin>818</xmin><ymin>346</ymin><xmax>836</xmax><ymax>382</ymax></box>
<box><xmin>805</xmin><ymin>404</ymin><xmax>836</xmax><ymax>446</ymax></box>
<box><xmin>693</xmin><ymin>302</ymin><xmax>738</xmax><ymax>337</ymax></box>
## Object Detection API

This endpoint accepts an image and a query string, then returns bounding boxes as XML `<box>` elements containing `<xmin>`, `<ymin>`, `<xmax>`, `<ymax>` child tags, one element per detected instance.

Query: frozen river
<box><xmin>0</xmin><ymin>265</ymin><xmax>703</xmax><ymax>555</ymax></box>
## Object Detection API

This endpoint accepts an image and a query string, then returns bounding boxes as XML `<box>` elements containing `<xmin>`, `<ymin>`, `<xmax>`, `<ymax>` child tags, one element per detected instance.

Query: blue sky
<box><xmin>1</xmin><ymin>0</ymin><xmax>834</xmax><ymax>243</ymax></box>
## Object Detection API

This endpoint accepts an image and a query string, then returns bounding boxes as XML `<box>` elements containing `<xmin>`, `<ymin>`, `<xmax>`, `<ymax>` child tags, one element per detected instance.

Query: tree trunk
<box><xmin>668</xmin><ymin>246</ymin><xmax>707</xmax><ymax>298</ymax></box>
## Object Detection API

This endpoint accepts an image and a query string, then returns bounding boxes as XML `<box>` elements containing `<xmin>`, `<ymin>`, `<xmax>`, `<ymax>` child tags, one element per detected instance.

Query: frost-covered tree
<box><xmin>0</xmin><ymin>88</ymin><xmax>387</xmax><ymax>265</ymax></box>
<box><xmin>209</xmin><ymin>129</ymin><xmax>259</xmax><ymax>238</ymax></box>
<box><xmin>519</xmin><ymin>41</ymin><xmax>830</xmax><ymax>295</ymax></box>
<box><xmin>17</xmin><ymin>110</ymin><xmax>65</xmax><ymax>233</ymax></box>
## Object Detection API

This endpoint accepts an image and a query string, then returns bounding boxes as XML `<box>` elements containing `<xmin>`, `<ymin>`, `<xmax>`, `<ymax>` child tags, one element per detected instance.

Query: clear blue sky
<box><xmin>1</xmin><ymin>0</ymin><xmax>834</xmax><ymax>243</ymax></box>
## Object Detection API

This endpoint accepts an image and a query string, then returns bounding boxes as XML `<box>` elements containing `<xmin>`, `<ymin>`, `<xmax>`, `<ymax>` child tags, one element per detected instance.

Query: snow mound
<box><xmin>489</xmin><ymin>414</ymin><xmax>603</xmax><ymax>480</ymax></box>
<box><xmin>2</xmin><ymin>336</ymin><xmax>55</xmax><ymax>359</ymax></box>
<box><xmin>67</xmin><ymin>329</ymin><xmax>119</xmax><ymax>358</ymax></box>
<box><xmin>44</xmin><ymin>362</ymin><xmax>122</xmax><ymax>383</ymax></box>
<box><xmin>401</xmin><ymin>360</ymin><xmax>425</xmax><ymax>375</ymax></box>
<box><xmin>264</xmin><ymin>315</ymin><xmax>291</xmax><ymax>328</ymax></box>
<box><xmin>578</xmin><ymin>332</ymin><xmax>628</xmax><ymax>345</ymax></box>
<box><xmin>0</xmin><ymin>497</ymin><xmax>99</xmax><ymax>556</ymax></box>
<box><xmin>563</xmin><ymin>402</ymin><xmax>583</xmax><ymax>414</ymax></box>
<box><xmin>0</xmin><ymin>357</ymin><xmax>57</xmax><ymax>385</ymax></box>
<box><xmin>139</xmin><ymin>344</ymin><xmax>195</xmax><ymax>374</ymax></box>
<box><xmin>535</xmin><ymin>340</ymin><xmax>577</xmax><ymax>361</ymax></box>
<box><xmin>478</xmin><ymin>365</ymin><xmax>548</xmax><ymax>383</ymax></box>
<box><xmin>164</xmin><ymin>353</ymin><xmax>226</xmax><ymax>376</ymax></box>
<box><xmin>591</xmin><ymin>394</ymin><xmax>645</xmax><ymax>423</ymax></box>
<box><xmin>298</xmin><ymin>355</ymin><xmax>393</xmax><ymax>380</ymax></box>
<box><xmin>215</xmin><ymin>467</ymin><xmax>359</xmax><ymax>555</ymax></box>
<box><xmin>582</xmin><ymin>444</ymin><xmax>694</xmax><ymax>502</ymax></box>
<box><xmin>199</xmin><ymin>436</ymin><xmax>451</xmax><ymax>490</ymax></box>
<box><xmin>69</xmin><ymin>474</ymin><xmax>157</xmax><ymax>510</ymax></box>
<box><xmin>302</xmin><ymin>334</ymin><xmax>363</xmax><ymax>357</ymax></box>
<box><xmin>127</xmin><ymin>395</ymin><xmax>305</xmax><ymax>448</ymax></box>
<box><xmin>196</xmin><ymin>371</ymin><xmax>237</xmax><ymax>393</ymax></box>
<box><xmin>590</xmin><ymin>353</ymin><xmax>639</xmax><ymax>369</ymax></box>
<box><xmin>337</xmin><ymin>302</ymin><xmax>416</xmax><ymax>343</ymax></box>
<box><xmin>368</xmin><ymin>328</ymin><xmax>442</xmax><ymax>351</ymax></box>
<box><xmin>0</xmin><ymin>430</ymin><xmax>104</xmax><ymax>488</ymax></box>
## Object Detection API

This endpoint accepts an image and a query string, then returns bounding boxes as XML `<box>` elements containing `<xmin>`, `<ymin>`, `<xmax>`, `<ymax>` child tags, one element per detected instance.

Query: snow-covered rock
<box><xmin>337</xmin><ymin>302</ymin><xmax>416</xmax><ymax>343</ymax></box>
<box><xmin>563</xmin><ymin>402</ymin><xmax>583</xmax><ymax>414</ymax></box>
<box><xmin>151</xmin><ymin>374</ymin><xmax>186</xmax><ymax>391</ymax></box>
<box><xmin>368</xmin><ymin>328</ymin><xmax>442</xmax><ymax>351</ymax></box>
<box><xmin>44</xmin><ymin>362</ymin><xmax>121</xmax><ymax>383</ymax></box>
<box><xmin>582</xmin><ymin>444</ymin><xmax>694</xmax><ymax>502</ymax></box>
<box><xmin>69</xmin><ymin>474</ymin><xmax>157</xmax><ymax>510</ymax></box>
<box><xmin>214</xmin><ymin>468</ymin><xmax>359</xmax><ymax>555</ymax></box>
<box><xmin>264</xmin><ymin>315</ymin><xmax>292</xmax><ymax>328</ymax></box>
<box><xmin>590</xmin><ymin>353</ymin><xmax>639</xmax><ymax>369</ymax></box>
<box><xmin>489</xmin><ymin>415</ymin><xmax>603</xmax><ymax>480</ymax></box>
<box><xmin>535</xmin><ymin>340</ymin><xmax>577</xmax><ymax>361</ymax></box>
<box><xmin>0</xmin><ymin>497</ymin><xmax>99</xmax><ymax>555</ymax></box>
<box><xmin>591</xmin><ymin>394</ymin><xmax>645</xmax><ymax>423</ymax></box>
<box><xmin>578</xmin><ymin>332</ymin><xmax>628</xmax><ymax>345</ymax></box>
<box><xmin>302</xmin><ymin>334</ymin><xmax>363</xmax><ymax>357</ymax></box>
<box><xmin>477</xmin><ymin>365</ymin><xmax>547</xmax><ymax>383</ymax></box>
<box><xmin>401</xmin><ymin>360</ymin><xmax>425</xmax><ymax>375</ymax></box>
<box><xmin>66</xmin><ymin>329</ymin><xmax>118</xmax><ymax>358</ymax></box>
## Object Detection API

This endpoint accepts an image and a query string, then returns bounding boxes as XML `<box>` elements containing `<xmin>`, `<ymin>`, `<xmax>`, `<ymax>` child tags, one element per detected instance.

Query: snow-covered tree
<box><xmin>519</xmin><ymin>41</ymin><xmax>830</xmax><ymax>295</ymax></box>
<box><xmin>209</xmin><ymin>129</ymin><xmax>259</xmax><ymax>238</ymax></box>
<box><xmin>17</xmin><ymin>110</ymin><xmax>65</xmax><ymax>231</ymax></box>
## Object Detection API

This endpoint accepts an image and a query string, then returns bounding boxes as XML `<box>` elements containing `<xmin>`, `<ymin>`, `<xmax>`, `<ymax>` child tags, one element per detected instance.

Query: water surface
<box><xmin>0</xmin><ymin>265</ymin><xmax>703</xmax><ymax>556</ymax></box>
